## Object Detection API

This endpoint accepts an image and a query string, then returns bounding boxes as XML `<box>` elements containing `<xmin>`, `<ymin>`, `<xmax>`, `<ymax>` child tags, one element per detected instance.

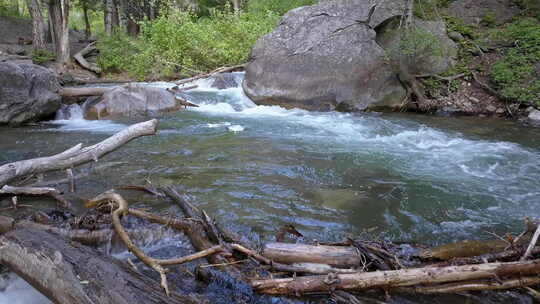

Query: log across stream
<box><xmin>1</xmin><ymin>74</ymin><xmax>540</xmax><ymax>303</ymax></box>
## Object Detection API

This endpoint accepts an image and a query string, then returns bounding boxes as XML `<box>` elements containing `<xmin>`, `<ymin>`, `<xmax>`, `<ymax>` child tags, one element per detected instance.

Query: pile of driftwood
<box><xmin>1</xmin><ymin>120</ymin><xmax>540</xmax><ymax>303</ymax></box>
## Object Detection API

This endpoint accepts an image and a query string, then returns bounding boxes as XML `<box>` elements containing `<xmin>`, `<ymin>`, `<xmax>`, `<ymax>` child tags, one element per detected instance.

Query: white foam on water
<box><xmin>48</xmin><ymin>103</ymin><xmax>126</xmax><ymax>133</ymax></box>
<box><xmin>185</xmin><ymin>73</ymin><xmax>540</xmax><ymax>211</ymax></box>
<box><xmin>228</xmin><ymin>125</ymin><xmax>245</xmax><ymax>132</ymax></box>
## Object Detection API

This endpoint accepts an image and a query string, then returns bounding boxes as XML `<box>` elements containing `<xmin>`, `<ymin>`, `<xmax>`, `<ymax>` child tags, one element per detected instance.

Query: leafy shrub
<box><xmin>246</xmin><ymin>0</ymin><xmax>316</xmax><ymax>15</ymax></box>
<box><xmin>98</xmin><ymin>8</ymin><xmax>282</xmax><ymax>80</ymax></box>
<box><xmin>490</xmin><ymin>18</ymin><xmax>540</xmax><ymax>105</ymax></box>
<box><xmin>31</xmin><ymin>50</ymin><xmax>55</xmax><ymax>64</ymax></box>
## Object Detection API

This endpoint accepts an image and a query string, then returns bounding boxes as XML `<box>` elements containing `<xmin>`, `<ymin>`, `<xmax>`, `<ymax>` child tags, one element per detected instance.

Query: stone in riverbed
<box><xmin>85</xmin><ymin>84</ymin><xmax>182</xmax><ymax>119</ymax></box>
<box><xmin>243</xmin><ymin>0</ymin><xmax>456</xmax><ymax>112</ymax></box>
<box><xmin>210</xmin><ymin>73</ymin><xmax>238</xmax><ymax>90</ymax></box>
<box><xmin>529</xmin><ymin>109</ymin><xmax>540</xmax><ymax>123</ymax></box>
<box><xmin>0</xmin><ymin>61</ymin><xmax>61</xmax><ymax>125</ymax></box>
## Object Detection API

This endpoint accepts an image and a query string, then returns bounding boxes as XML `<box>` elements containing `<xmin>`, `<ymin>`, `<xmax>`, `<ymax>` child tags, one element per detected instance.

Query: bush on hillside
<box><xmin>97</xmin><ymin>0</ymin><xmax>316</xmax><ymax>80</ymax></box>
<box><xmin>490</xmin><ymin>18</ymin><xmax>540</xmax><ymax>106</ymax></box>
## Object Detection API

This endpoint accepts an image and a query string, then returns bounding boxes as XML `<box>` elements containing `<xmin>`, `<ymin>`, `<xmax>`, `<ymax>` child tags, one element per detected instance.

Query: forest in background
<box><xmin>0</xmin><ymin>0</ymin><xmax>538</xmax><ymax>106</ymax></box>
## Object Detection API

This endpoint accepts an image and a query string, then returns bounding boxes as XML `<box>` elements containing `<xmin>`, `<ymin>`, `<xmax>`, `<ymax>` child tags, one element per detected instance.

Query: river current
<box><xmin>1</xmin><ymin>73</ymin><xmax>539</xmax><ymax>303</ymax></box>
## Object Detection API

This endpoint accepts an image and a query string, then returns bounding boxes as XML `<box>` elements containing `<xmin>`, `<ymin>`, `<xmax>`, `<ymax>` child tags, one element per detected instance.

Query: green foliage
<box><xmin>490</xmin><ymin>18</ymin><xmax>540</xmax><ymax>105</ymax></box>
<box><xmin>246</xmin><ymin>0</ymin><xmax>316</xmax><ymax>16</ymax></box>
<box><xmin>413</xmin><ymin>0</ymin><xmax>454</xmax><ymax>20</ymax></box>
<box><xmin>97</xmin><ymin>33</ymin><xmax>141</xmax><ymax>73</ymax></box>
<box><xmin>444</xmin><ymin>16</ymin><xmax>476</xmax><ymax>38</ymax></box>
<box><xmin>393</xmin><ymin>26</ymin><xmax>444</xmax><ymax>63</ymax></box>
<box><xmin>97</xmin><ymin>3</ymin><xmax>301</xmax><ymax>80</ymax></box>
<box><xmin>31</xmin><ymin>49</ymin><xmax>55</xmax><ymax>64</ymax></box>
<box><xmin>481</xmin><ymin>11</ymin><xmax>497</xmax><ymax>27</ymax></box>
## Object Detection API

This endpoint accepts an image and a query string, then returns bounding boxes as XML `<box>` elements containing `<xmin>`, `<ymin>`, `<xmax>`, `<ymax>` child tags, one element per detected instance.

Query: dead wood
<box><xmin>0</xmin><ymin>227</ymin><xmax>199</xmax><ymax>304</ymax></box>
<box><xmin>73</xmin><ymin>41</ymin><xmax>102</xmax><ymax>74</ymax></box>
<box><xmin>262</xmin><ymin>242</ymin><xmax>362</xmax><ymax>267</ymax></box>
<box><xmin>87</xmin><ymin>191</ymin><xmax>234</xmax><ymax>295</ymax></box>
<box><xmin>161</xmin><ymin>186</ymin><xmax>244</xmax><ymax>279</ymax></box>
<box><xmin>0</xmin><ymin>185</ymin><xmax>70</xmax><ymax>208</ymax></box>
<box><xmin>251</xmin><ymin>259</ymin><xmax>540</xmax><ymax>295</ymax></box>
<box><xmin>174</xmin><ymin>64</ymin><xmax>245</xmax><ymax>86</ymax></box>
<box><xmin>0</xmin><ymin>119</ymin><xmax>158</xmax><ymax>187</ymax></box>
<box><xmin>59</xmin><ymin>86</ymin><xmax>110</xmax><ymax>97</ymax></box>
<box><xmin>400</xmin><ymin>276</ymin><xmax>540</xmax><ymax>294</ymax></box>
<box><xmin>522</xmin><ymin>223</ymin><xmax>540</xmax><ymax>261</ymax></box>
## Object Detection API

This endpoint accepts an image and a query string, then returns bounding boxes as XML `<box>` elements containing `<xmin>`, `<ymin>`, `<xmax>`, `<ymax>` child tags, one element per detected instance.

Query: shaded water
<box><xmin>1</xmin><ymin>73</ymin><xmax>540</xmax><ymax>302</ymax></box>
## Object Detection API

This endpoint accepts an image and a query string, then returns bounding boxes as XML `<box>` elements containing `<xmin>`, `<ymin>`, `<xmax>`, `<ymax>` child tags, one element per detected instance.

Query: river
<box><xmin>1</xmin><ymin>73</ymin><xmax>539</xmax><ymax>303</ymax></box>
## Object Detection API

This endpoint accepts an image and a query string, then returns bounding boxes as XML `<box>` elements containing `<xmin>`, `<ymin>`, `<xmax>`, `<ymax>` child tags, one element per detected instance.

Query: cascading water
<box><xmin>1</xmin><ymin>72</ymin><xmax>539</xmax><ymax>303</ymax></box>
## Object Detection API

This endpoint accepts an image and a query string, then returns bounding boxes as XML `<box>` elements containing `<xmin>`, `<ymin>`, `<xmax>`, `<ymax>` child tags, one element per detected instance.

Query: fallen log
<box><xmin>59</xmin><ymin>86</ymin><xmax>110</xmax><ymax>97</ymax></box>
<box><xmin>0</xmin><ymin>185</ymin><xmax>71</xmax><ymax>208</ymax></box>
<box><xmin>0</xmin><ymin>227</ymin><xmax>199</xmax><ymax>304</ymax></box>
<box><xmin>262</xmin><ymin>242</ymin><xmax>362</xmax><ymax>267</ymax></box>
<box><xmin>0</xmin><ymin>119</ymin><xmax>158</xmax><ymax>187</ymax></box>
<box><xmin>251</xmin><ymin>259</ymin><xmax>540</xmax><ymax>295</ymax></box>
<box><xmin>73</xmin><ymin>41</ymin><xmax>102</xmax><ymax>74</ymax></box>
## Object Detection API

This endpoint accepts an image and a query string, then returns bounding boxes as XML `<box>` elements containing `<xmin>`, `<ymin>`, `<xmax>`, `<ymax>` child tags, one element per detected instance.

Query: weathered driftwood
<box><xmin>0</xmin><ymin>185</ymin><xmax>70</xmax><ymax>208</ymax></box>
<box><xmin>60</xmin><ymin>86</ymin><xmax>110</xmax><ymax>97</ymax></box>
<box><xmin>73</xmin><ymin>41</ymin><xmax>101</xmax><ymax>74</ymax></box>
<box><xmin>262</xmin><ymin>242</ymin><xmax>362</xmax><ymax>267</ymax></box>
<box><xmin>252</xmin><ymin>259</ymin><xmax>540</xmax><ymax>295</ymax></box>
<box><xmin>0</xmin><ymin>227</ymin><xmax>199</xmax><ymax>304</ymax></box>
<box><xmin>161</xmin><ymin>187</ymin><xmax>243</xmax><ymax>279</ymax></box>
<box><xmin>0</xmin><ymin>119</ymin><xmax>158</xmax><ymax>187</ymax></box>
<box><xmin>401</xmin><ymin>276</ymin><xmax>540</xmax><ymax>294</ymax></box>
<box><xmin>87</xmin><ymin>191</ymin><xmax>232</xmax><ymax>295</ymax></box>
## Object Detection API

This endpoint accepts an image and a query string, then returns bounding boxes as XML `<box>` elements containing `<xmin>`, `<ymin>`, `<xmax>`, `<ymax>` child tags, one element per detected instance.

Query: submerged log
<box><xmin>0</xmin><ymin>119</ymin><xmax>158</xmax><ymax>187</ymax></box>
<box><xmin>252</xmin><ymin>259</ymin><xmax>540</xmax><ymax>295</ymax></box>
<box><xmin>0</xmin><ymin>228</ymin><xmax>199</xmax><ymax>304</ymax></box>
<box><xmin>262</xmin><ymin>243</ymin><xmax>362</xmax><ymax>267</ymax></box>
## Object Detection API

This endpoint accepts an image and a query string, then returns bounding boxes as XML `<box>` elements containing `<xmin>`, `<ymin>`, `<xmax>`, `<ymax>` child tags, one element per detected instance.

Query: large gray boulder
<box><xmin>0</xmin><ymin>61</ymin><xmax>61</xmax><ymax>125</ymax></box>
<box><xmin>85</xmin><ymin>84</ymin><xmax>181</xmax><ymax>119</ymax></box>
<box><xmin>243</xmin><ymin>0</ymin><xmax>452</xmax><ymax>112</ymax></box>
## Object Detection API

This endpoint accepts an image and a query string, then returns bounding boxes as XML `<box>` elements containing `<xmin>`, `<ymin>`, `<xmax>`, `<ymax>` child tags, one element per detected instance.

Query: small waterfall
<box><xmin>55</xmin><ymin>103</ymin><xmax>84</xmax><ymax>120</ymax></box>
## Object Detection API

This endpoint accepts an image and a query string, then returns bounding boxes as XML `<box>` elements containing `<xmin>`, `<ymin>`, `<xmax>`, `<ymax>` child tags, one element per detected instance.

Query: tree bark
<box><xmin>262</xmin><ymin>243</ymin><xmax>362</xmax><ymax>267</ymax></box>
<box><xmin>252</xmin><ymin>260</ymin><xmax>540</xmax><ymax>295</ymax></box>
<box><xmin>48</xmin><ymin>0</ymin><xmax>70</xmax><ymax>66</ymax></box>
<box><xmin>0</xmin><ymin>119</ymin><xmax>158</xmax><ymax>187</ymax></box>
<box><xmin>104</xmin><ymin>0</ymin><xmax>115</xmax><ymax>35</ymax></box>
<box><xmin>25</xmin><ymin>0</ymin><xmax>46</xmax><ymax>51</ymax></box>
<box><xmin>0</xmin><ymin>228</ymin><xmax>199</xmax><ymax>304</ymax></box>
<box><xmin>81</xmin><ymin>0</ymin><xmax>92</xmax><ymax>39</ymax></box>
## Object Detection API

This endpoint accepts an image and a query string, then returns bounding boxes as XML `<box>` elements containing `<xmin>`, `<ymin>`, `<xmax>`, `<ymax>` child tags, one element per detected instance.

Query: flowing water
<box><xmin>1</xmin><ymin>73</ymin><xmax>540</xmax><ymax>303</ymax></box>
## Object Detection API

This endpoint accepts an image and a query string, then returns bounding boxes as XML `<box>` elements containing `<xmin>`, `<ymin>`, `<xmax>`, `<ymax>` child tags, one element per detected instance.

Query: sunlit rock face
<box><xmin>243</xmin><ymin>0</ymin><xmax>457</xmax><ymax>112</ymax></box>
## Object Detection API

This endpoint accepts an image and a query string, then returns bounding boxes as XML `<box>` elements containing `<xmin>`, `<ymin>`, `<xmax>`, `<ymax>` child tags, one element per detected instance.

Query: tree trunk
<box><xmin>0</xmin><ymin>228</ymin><xmax>199</xmax><ymax>304</ymax></box>
<box><xmin>48</xmin><ymin>0</ymin><xmax>70</xmax><ymax>66</ymax></box>
<box><xmin>104</xmin><ymin>0</ymin><xmax>115</xmax><ymax>35</ymax></box>
<box><xmin>117</xmin><ymin>0</ymin><xmax>128</xmax><ymax>32</ymax></box>
<box><xmin>81</xmin><ymin>0</ymin><xmax>91</xmax><ymax>39</ymax></box>
<box><xmin>231</xmin><ymin>0</ymin><xmax>240</xmax><ymax>14</ymax></box>
<box><xmin>25</xmin><ymin>0</ymin><xmax>46</xmax><ymax>51</ymax></box>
